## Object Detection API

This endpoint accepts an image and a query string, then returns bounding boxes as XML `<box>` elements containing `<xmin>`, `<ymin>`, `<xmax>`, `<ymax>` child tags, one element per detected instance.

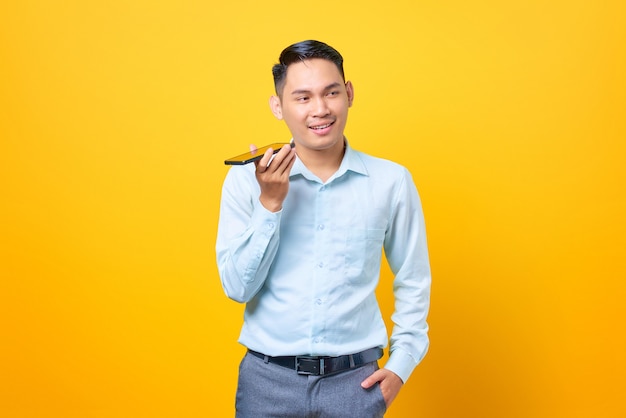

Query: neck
<box><xmin>297</xmin><ymin>139</ymin><xmax>346</xmax><ymax>182</ymax></box>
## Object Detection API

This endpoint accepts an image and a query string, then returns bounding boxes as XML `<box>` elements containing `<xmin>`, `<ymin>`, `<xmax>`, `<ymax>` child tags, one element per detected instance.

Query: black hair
<box><xmin>272</xmin><ymin>40</ymin><xmax>345</xmax><ymax>97</ymax></box>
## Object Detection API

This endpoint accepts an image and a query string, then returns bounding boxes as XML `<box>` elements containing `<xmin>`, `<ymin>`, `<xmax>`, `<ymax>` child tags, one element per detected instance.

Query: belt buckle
<box><xmin>295</xmin><ymin>356</ymin><xmax>324</xmax><ymax>376</ymax></box>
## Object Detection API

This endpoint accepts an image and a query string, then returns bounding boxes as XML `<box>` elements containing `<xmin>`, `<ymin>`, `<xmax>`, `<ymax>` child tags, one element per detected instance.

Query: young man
<box><xmin>216</xmin><ymin>40</ymin><xmax>431</xmax><ymax>417</ymax></box>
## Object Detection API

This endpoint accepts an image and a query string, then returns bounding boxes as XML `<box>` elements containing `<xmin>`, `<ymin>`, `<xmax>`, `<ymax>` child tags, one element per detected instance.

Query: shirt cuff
<box><xmin>383</xmin><ymin>348</ymin><xmax>418</xmax><ymax>383</ymax></box>
<box><xmin>251</xmin><ymin>199</ymin><xmax>282</xmax><ymax>233</ymax></box>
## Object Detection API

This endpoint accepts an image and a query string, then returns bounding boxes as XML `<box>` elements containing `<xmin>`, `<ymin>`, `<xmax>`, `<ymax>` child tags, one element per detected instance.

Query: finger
<box><xmin>261</xmin><ymin>144</ymin><xmax>292</xmax><ymax>172</ymax></box>
<box><xmin>254</xmin><ymin>148</ymin><xmax>271</xmax><ymax>173</ymax></box>
<box><xmin>257</xmin><ymin>147</ymin><xmax>276</xmax><ymax>170</ymax></box>
<box><xmin>361</xmin><ymin>379</ymin><xmax>374</xmax><ymax>389</ymax></box>
<box><xmin>281</xmin><ymin>147</ymin><xmax>297</xmax><ymax>174</ymax></box>
<box><xmin>250</xmin><ymin>144</ymin><xmax>263</xmax><ymax>170</ymax></box>
<box><xmin>361</xmin><ymin>370</ymin><xmax>383</xmax><ymax>389</ymax></box>
<box><xmin>273</xmin><ymin>145</ymin><xmax>296</xmax><ymax>174</ymax></box>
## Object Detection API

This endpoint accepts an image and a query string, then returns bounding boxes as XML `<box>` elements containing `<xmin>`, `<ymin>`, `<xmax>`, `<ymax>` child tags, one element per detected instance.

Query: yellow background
<box><xmin>1</xmin><ymin>1</ymin><xmax>625</xmax><ymax>417</ymax></box>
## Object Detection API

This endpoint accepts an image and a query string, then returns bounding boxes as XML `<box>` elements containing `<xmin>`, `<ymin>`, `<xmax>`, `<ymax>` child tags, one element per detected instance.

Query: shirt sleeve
<box><xmin>216</xmin><ymin>166</ymin><xmax>282</xmax><ymax>303</ymax></box>
<box><xmin>382</xmin><ymin>168</ymin><xmax>432</xmax><ymax>383</ymax></box>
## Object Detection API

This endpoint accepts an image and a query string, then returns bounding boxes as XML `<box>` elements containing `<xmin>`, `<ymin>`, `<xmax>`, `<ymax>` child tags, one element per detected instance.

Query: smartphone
<box><xmin>224</xmin><ymin>143</ymin><xmax>293</xmax><ymax>165</ymax></box>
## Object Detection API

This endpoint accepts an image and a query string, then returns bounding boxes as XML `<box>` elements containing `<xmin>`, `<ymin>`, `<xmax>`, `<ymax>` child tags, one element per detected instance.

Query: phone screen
<box><xmin>224</xmin><ymin>143</ymin><xmax>292</xmax><ymax>165</ymax></box>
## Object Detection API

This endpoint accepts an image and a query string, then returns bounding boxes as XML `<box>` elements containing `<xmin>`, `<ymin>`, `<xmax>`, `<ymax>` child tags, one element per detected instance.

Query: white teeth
<box><xmin>311</xmin><ymin>123</ymin><xmax>331</xmax><ymax>130</ymax></box>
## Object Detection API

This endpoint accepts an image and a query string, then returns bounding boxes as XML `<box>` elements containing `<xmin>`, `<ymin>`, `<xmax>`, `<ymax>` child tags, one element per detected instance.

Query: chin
<box><xmin>311</xmin><ymin>139</ymin><xmax>342</xmax><ymax>151</ymax></box>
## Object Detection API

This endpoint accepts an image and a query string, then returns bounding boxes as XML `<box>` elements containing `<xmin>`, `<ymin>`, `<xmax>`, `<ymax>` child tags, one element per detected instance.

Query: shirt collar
<box><xmin>289</xmin><ymin>139</ymin><xmax>369</xmax><ymax>182</ymax></box>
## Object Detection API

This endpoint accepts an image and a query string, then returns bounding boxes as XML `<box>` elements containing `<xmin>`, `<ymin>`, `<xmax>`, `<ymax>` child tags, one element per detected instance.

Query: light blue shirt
<box><xmin>216</xmin><ymin>142</ymin><xmax>431</xmax><ymax>382</ymax></box>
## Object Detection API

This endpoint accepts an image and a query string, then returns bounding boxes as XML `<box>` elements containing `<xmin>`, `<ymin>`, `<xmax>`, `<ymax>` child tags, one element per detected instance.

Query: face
<box><xmin>270</xmin><ymin>58</ymin><xmax>354</xmax><ymax>155</ymax></box>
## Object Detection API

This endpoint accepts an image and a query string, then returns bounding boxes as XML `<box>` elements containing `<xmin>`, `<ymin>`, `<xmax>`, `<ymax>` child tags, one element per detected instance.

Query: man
<box><xmin>216</xmin><ymin>40</ymin><xmax>431</xmax><ymax>417</ymax></box>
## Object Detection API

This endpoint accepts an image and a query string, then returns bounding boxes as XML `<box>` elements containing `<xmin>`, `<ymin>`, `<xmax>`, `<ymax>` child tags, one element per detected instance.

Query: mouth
<box><xmin>308</xmin><ymin>121</ymin><xmax>335</xmax><ymax>131</ymax></box>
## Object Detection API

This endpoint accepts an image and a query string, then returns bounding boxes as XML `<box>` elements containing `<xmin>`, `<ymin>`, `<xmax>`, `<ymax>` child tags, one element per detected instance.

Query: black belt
<box><xmin>248</xmin><ymin>347</ymin><xmax>383</xmax><ymax>376</ymax></box>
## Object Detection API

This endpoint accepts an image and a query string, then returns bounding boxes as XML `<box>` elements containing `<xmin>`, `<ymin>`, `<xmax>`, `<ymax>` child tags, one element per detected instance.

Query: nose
<box><xmin>311</xmin><ymin>97</ymin><xmax>330</xmax><ymax>117</ymax></box>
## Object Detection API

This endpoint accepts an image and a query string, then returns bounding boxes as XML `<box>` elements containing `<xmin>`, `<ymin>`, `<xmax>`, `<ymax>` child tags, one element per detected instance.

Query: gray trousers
<box><xmin>235</xmin><ymin>351</ymin><xmax>387</xmax><ymax>418</ymax></box>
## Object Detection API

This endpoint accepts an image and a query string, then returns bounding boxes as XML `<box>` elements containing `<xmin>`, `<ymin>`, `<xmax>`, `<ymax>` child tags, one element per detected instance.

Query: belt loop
<box><xmin>319</xmin><ymin>358</ymin><xmax>325</xmax><ymax>376</ymax></box>
<box><xmin>349</xmin><ymin>354</ymin><xmax>355</xmax><ymax>368</ymax></box>
<box><xmin>263</xmin><ymin>355</ymin><xmax>269</xmax><ymax>364</ymax></box>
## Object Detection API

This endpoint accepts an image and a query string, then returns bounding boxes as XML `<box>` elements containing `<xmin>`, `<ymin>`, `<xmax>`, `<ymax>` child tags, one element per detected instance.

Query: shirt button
<box><xmin>319</xmin><ymin>186</ymin><xmax>326</xmax><ymax>192</ymax></box>
<box><xmin>317</xmin><ymin>224</ymin><xmax>325</xmax><ymax>231</ymax></box>
<box><xmin>315</xmin><ymin>298</ymin><xmax>322</xmax><ymax>305</ymax></box>
<box><xmin>318</xmin><ymin>262</ymin><xmax>324</xmax><ymax>268</ymax></box>
<box><xmin>267</xmin><ymin>223</ymin><xmax>275</xmax><ymax>229</ymax></box>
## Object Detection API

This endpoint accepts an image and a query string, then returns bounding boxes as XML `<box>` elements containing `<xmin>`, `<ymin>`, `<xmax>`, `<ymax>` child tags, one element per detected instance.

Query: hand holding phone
<box><xmin>224</xmin><ymin>143</ymin><xmax>293</xmax><ymax>165</ymax></box>
<box><xmin>230</xmin><ymin>142</ymin><xmax>295</xmax><ymax>212</ymax></box>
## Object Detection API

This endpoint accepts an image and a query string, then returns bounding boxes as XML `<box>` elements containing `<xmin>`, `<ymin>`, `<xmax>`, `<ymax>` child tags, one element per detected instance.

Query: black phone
<box><xmin>224</xmin><ymin>143</ymin><xmax>293</xmax><ymax>165</ymax></box>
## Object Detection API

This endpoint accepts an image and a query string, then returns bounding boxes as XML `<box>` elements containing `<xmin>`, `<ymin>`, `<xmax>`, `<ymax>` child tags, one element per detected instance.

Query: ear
<box><xmin>345</xmin><ymin>81</ymin><xmax>354</xmax><ymax>108</ymax></box>
<box><xmin>269</xmin><ymin>95</ymin><xmax>283</xmax><ymax>120</ymax></box>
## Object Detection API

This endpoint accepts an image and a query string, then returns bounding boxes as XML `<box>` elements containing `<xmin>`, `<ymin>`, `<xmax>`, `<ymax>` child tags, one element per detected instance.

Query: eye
<box><xmin>327</xmin><ymin>91</ymin><xmax>339</xmax><ymax>97</ymax></box>
<box><xmin>296</xmin><ymin>96</ymin><xmax>309</xmax><ymax>102</ymax></box>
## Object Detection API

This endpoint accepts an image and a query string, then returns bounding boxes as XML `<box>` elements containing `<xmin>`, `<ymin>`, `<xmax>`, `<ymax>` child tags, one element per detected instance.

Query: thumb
<box><xmin>361</xmin><ymin>370</ymin><xmax>382</xmax><ymax>389</ymax></box>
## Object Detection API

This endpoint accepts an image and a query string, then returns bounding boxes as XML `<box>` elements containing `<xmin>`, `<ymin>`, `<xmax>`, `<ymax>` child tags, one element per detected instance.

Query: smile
<box><xmin>309</xmin><ymin>122</ymin><xmax>334</xmax><ymax>130</ymax></box>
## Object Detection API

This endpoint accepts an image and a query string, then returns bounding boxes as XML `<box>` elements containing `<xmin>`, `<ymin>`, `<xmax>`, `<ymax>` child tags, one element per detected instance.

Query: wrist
<box><xmin>259</xmin><ymin>196</ymin><xmax>283</xmax><ymax>213</ymax></box>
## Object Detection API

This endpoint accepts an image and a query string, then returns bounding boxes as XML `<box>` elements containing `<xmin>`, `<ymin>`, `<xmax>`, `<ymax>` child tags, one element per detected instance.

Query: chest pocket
<box><xmin>344</xmin><ymin>228</ymin><xmax>386</xmax><ymax>281</ymax></box>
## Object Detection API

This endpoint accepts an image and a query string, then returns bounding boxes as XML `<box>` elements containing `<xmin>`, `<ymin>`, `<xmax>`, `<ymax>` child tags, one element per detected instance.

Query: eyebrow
<box><xmin>289</xmin><ymin>82</ymin><xmax>343</xmax><ymax>96</ymax></box>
